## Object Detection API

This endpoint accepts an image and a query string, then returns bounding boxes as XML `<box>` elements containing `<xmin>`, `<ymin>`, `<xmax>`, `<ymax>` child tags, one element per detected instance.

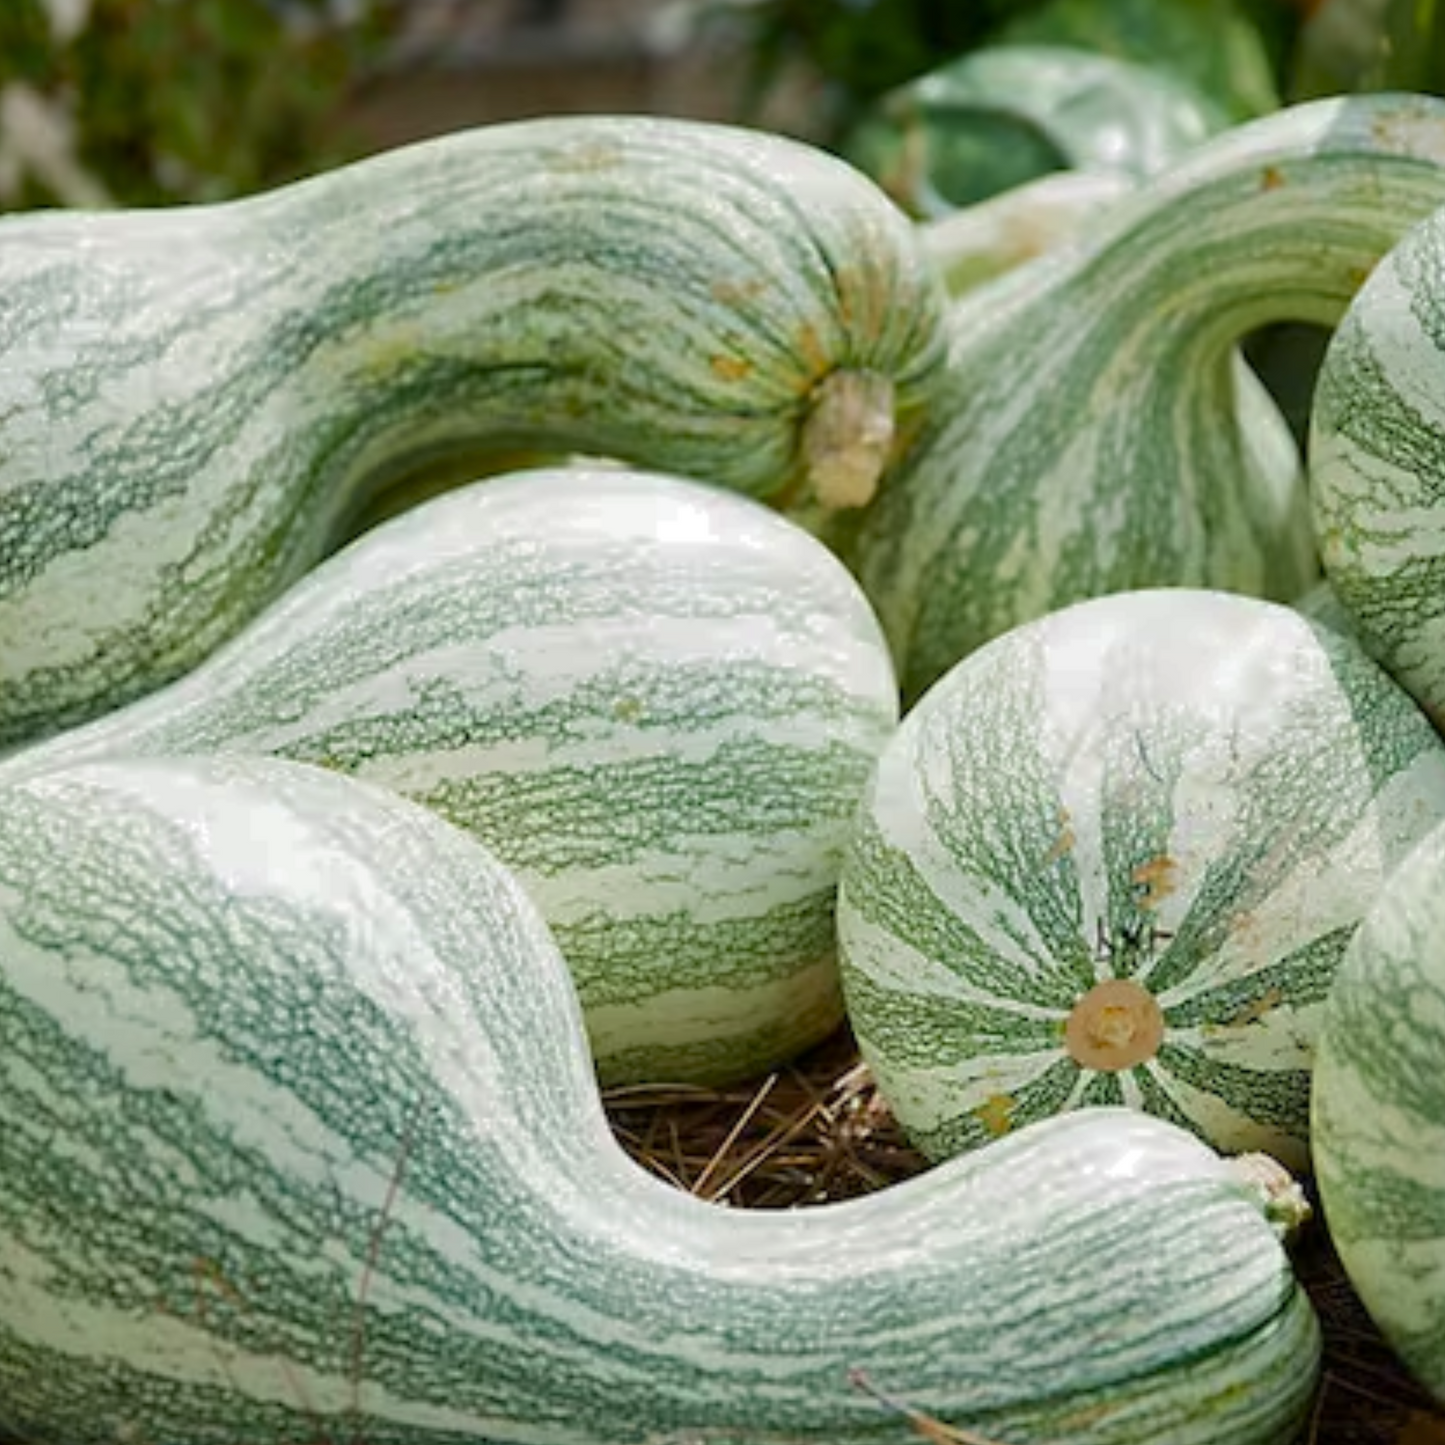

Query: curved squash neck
<box><xmin>1048</xmin><ymin>96</ymin><xmax>1445</xmax><ymax>380</ymax></box>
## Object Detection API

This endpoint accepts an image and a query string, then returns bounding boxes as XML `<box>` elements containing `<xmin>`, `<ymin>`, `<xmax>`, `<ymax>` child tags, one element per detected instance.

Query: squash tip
<box><xmin>801</xmin><ymin>369</ymin><xmax>897</xmax><ymax>510</ymax></box>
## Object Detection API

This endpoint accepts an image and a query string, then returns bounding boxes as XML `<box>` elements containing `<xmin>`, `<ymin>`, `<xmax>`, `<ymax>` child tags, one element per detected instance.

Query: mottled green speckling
<box><xmin>833</xmin><ymin>91</ymin><xmax>1445</xmax><ymax>702</ymax></box>
<box><xmin>0</xmin><ymin>753</ymin><xmax>1318</xmax><ymax>1442</ymax></box>
<box><xmin>1313</xmin><ymin>819</ymin><xmax>1445</xmax><ymax>1405</ymax></box>
<box><xmin>839</xmin><ymin>588</ymin><xmax>1445</xmax><ymax>1169</ymax></box>
<box><xmin>0</xmin><ymin>114</ymin><xmax>948</xmax><ymax>748</ymax></box>
<box><xmin>1312</xmin><ymin>199</ymin><xmax>1445</xmax><ymax>729</ymax></box>
<box><xmin>2</xmin><ymin>466</ymin><xmax>899</xmax><ymax>1086</ymax></box>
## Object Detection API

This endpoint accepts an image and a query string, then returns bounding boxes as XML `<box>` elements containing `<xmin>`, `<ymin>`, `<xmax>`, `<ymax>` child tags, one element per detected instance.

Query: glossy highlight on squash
<box><xmin>0</xmin><ymin>752</ymin><xmax>1320</xmax><ymax>1444</ymax></box>
<box><xmin>1</xmin><ymin>466</ymin><xmax>901</xmax><ymax>1086</ymax></box>
<box><xmin>0</xmin><ymin>113</ymin><xmax>948</xmax><ymax>748</ymax></box>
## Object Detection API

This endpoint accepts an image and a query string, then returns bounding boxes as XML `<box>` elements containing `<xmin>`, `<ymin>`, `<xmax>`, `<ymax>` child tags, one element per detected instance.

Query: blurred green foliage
<box><xmin>709</xmin><ymin>0</ymin><xmax>1305</xmax><ymax>141</ymax></box>
<box><xmin>709</xmin><ymin>0</ymin><xmax>1445</xmax><ymax>144</ymax></box>
<box><xmin>0</xmin><ymin>0</ymin><xmax>398</xmax><ymax>210</ymax></box>
<box><xmin>1293</xmin><ymin>0</ymin><xmax>1445</xmax><ymax>95</ymax></box>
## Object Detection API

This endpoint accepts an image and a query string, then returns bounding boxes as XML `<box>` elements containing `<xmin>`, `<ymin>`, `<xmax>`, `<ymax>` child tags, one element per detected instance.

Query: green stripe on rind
<box><xmin>1311</xmin><ymin>201</ymin><xmax>1445</xmax><ymax>729</ymax></box>
<box><xmin>838</xmin><ymin>588</ymin><xmax>1445</xmax><ymax>1169</ymax></box>
<box><xmin>833</xmin><ymin>91</ymin><xmax>1445</xmax><ymax>702</ymax></box>
<box><xmin>1312</xmin><ymin>820</ymin><xmax>1445</xmax><ymax>1403</ymax></box>
<box><xmin>2</xmin><ymin>466</ymin><xmax>898</xmax><ymax>1086</ymax></box>
<box><xmin>0</xmin><ymin>754</ymin><xmax>1318</xmax><ymax>1442</ymax></box>
<box><xmin>0</xmin><ymin>114</ymin><xmax>948</xmax><ymax>748</ymax></box>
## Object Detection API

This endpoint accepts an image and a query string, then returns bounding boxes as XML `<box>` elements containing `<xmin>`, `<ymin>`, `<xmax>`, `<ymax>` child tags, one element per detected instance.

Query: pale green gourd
<box><xmin>1312</xmin><ymin>817</ymin><xmax>1445</xmax><ymax>1406</ymax></box>
<box><xmin>1311</xmin><ymin>199</ymin><xmax>1445</xmax><ymax>731</ymax></box>
<box><xmin>0</xmin><ymin>114</ymin><xmax>947</xmax><ymax>749</ymax></box>
<box><xmin>0</xmin><ymin>751</ymin><xmax>1321</xmax><ymax>1443</ymax></box>
<box><xmin>843</xmin><ymin>43</ymin><xmax>1225</xmax><ymax>217</ymax></box>
<box><xmin>0</xmin><ymin>465</ymin><xmax>900</xmax><ymax>1088</ymax></box>
<box><xmin>831</xmin><ymin>91</ymin><xmax>1445</xmax><ymax>702</ymax></box>
<box><xmin>838</xmin><ymin>588</ymin><xmax>1445</xmax><ymax>1171</ymax></box>
<box><xmin>918</xmin><ymin>169</ymin><xmax>1137</xmax><ymax>295</ymax></box>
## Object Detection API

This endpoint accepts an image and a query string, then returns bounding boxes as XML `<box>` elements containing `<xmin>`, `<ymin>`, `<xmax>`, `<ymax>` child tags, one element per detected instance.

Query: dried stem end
<box><xmin>800</xmin><ymin>369</ymin><xmax>897</xmax><ymax>511</ymax></box>
<box><xmin>1228</xmin><ymin>1151</ymin><xmax>1313</xmax><ymax>1244</ymax></box>
<box><xmin>1064</xmin><ymin>979</ymin><xmax>1165</xmax><ymax>1072</ymax></box>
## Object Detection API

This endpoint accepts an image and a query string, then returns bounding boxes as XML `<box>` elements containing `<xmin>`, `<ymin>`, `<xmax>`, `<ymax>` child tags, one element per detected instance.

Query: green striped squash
<box><xmin>1311</xmin><ymin>200</ymin><xmax>1445</xmax><ymax>731</ymax></box>
<box><xmin>0</xmin><ymin>752</ymin><xmax>1321</xmax><ymax>1443</ymax></box>
<box><xmin>843</xmin><ymin>42</ymin><xmax>1225</xmax><ymax>217</ymax></box>
<box><xmin>918</xmin><ymin>169</ymin><xmax>1137</xmax><ymax>296</ymax></box>
<box><xmin>1</xmin><ymin>465</ymin><xmax>899</xmax><ymax>1087</ymax></box>
<box><xmin>1312</xmin><ymin>818</ymin><xmax>1445</xmax><ymax>1404</ymax></box>
<box><xmin>830</xmin><ymin>91</ymin><xmax>1445</xmax><ymax>702</ymax></box>
<box><xmin>837</xmin><ymin>588</ymin><xmax>1445</xmax><ymax>1171</ymax></box>
<box><xmin>0</xmin><ymin>113</ymin><xmax>947</xmax><ymax>750</ymax></box>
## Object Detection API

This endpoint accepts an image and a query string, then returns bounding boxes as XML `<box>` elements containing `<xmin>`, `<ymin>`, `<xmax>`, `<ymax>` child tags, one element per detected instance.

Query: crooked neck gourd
<box><xmin>0</xmin><ymin>752</ymin><xmax>1320</xmax><ymax>1444</ymax></box>
<box><xmin>0</xmin><ymin>114</ymin><xmax>947</xmax><ymax>750</ymax></box>
<box><xmin>0</xmin><ymin>466</ymin><xmax>900</xmax><ymax>1088</ymax></box>
<box><xmin>833</xmin><ymin>91</ymin><xmax>1445</xmax><ymax>702</ymax></box>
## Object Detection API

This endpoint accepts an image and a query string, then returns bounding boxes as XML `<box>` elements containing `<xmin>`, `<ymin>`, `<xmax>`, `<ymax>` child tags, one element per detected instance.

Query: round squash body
<box><xmin>838</xmin><ymin>588</ymin><xmax>1445</xmax><ymax>1170</ymax></box>
<box><xmin>831</xmin><ymin>91</ymin><xmax>1445</xmax><ymax>703</ymax></box>
<box><xmin>1312</xmin><ymin>819</ymin><xmax>1445</xmax><ymax>1405</ymax></box>
<box><xmin>0</xmin><ymin>113</ymin><xmax>948</xmax><ymax>749</ymax></box>
<box><xmin>0</xmin><ymin>753</ymin><xmax>1320</xmax><ymax>1443</ymax></box>
<box><xmin>1311</xmin><ymin>201</ymin><xmax>1445</xmax><ymax>730</ymax></box>
<box><xmin>2</xmin><ymin>465</ymin><xmax>900</xmax><ymax>1087</ymax></box>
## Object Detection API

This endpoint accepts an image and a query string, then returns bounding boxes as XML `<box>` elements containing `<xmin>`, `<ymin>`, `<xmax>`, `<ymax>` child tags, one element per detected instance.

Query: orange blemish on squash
<box><xmin>545</xmin><ymin>138</ymin><xmax>624</xmax><ymax>172</ymax></box>
<box><xmin>1131</xmin><ymin>856</ymin><xmax>1179</xmax><ymax>910</ymax></box>
<box><xmin>794</xmin><ymin>321</ymin><xmax>831</xmax><ymax>384</ymax></box>
<box><xmin>710</xmin><ymin>277</ymin><xmax>768</xmax><ymax>307</ymax></box>
<box><xmin>973</xmin><ymin>1092</ymin><xmax>1016</xmax><ymax>1138</ymax></box>
<box><xmin>1045</xmin><ymin>807</ymin><xmax>1074</xmax><ymax>865</ymax></box>
<box><xmin>710</xmin><ymin>354</ymin><xmax>753</xmax><ymax>382</ymax></box>
<box><xmin>1228</xmin><ymin>987</ymin><xmax>1284</xmax><ymax>1029</ymax></box>
<box><xmin>1346</xmin><ymin>261</ymin><xmax>1377</xmax><ymax>292</ymax></box>
<box><xmin>1260</xmin><ymin>165</ymin><xmax>1286</xmax><ymax>191</ymax></box>
<box><xmin>1055</xmin><ymin>1403</ymin><xmax>1114</xmax><ymax>1433</ymax></box>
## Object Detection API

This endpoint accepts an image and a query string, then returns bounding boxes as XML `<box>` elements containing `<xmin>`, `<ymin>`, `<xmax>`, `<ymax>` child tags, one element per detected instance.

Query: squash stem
<box><xmin>801</xmin><ymin>369</ymin><xmax>897</xmax><ymax>510</ymax></box>
<box><xmin>1226</xmin><ymin>1151</ymin><xmax>1313</xmax><ymax>1244</ymax></box>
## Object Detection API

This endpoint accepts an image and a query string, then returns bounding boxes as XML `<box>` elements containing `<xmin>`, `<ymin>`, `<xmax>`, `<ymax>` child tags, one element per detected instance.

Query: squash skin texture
<box><xmin>0</xmin><ymin>753</ymin><xmax>1319</xmax><ymax>1443</ymax></box>
<box><xmin>0</xmin><ymin>114</ymin><xmax>948</xmax><ymax>749</ymax></box>
<box><xmin>0</xmin><ymin>466</ymin><xmax>899</xmax><ymax>1087</ymax></box>
<box><xmin>1312</xmin><ymin>201</ymin><xmax>1445</xmax><ymax>731</ymax></box>
<box><xmin>838</xmin><ymin>588</ymin><xmax>1445</xmax><ymax>1171</ymax></box>
<box><xmin>834</xmin><ymin>91</ymin><xmax>1445</xmax><ymax>703</ymax></box>
<box><xmin>1312</xmin><ymin>820</ymin><xmax>1445</xmax><ymax>1405</ymax></box>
